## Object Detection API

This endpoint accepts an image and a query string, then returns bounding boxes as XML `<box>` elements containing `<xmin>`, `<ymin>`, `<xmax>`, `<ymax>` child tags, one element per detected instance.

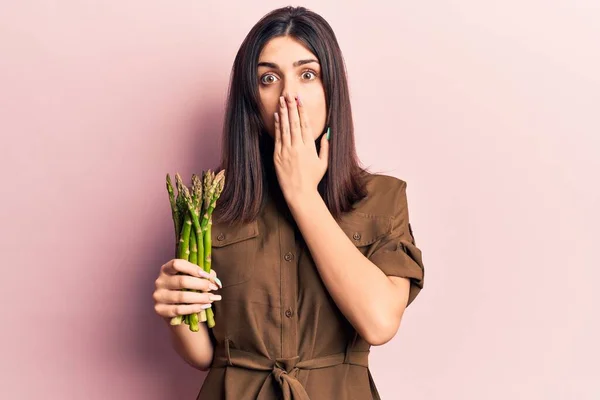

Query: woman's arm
<box><xmin>288</xmin><ymin>193</ymin><xmax>409</xmax><ymax>346</ymax></box>
<box><xmin>164</xmin><ymin>316</ymin><xmax>214</xmax><ymax>371</ymax></box>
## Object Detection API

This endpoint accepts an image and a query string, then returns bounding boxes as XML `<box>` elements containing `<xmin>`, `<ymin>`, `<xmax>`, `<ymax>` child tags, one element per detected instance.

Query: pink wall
<box><xmin>1</xmin><ymin>1</ymin><xmax>598</xmax><ymax>399</ymax></box>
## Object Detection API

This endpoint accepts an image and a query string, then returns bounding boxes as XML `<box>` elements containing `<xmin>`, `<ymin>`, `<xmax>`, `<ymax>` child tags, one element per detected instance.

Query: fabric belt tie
<box><xmin>211</xmin><ymin>338</ymin><xmax>371</xmax><ymax>400</ymax></box>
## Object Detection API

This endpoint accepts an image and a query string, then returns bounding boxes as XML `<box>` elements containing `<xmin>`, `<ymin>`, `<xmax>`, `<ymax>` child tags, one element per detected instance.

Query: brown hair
<box><xmin>214</xmin><ymin>6</ymin><xmax>371</xmax><ymax>225</ymax></box>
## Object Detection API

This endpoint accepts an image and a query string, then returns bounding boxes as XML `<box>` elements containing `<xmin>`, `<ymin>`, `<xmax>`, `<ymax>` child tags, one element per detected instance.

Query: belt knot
<box><xmin>273</xmin><ymin>355</ymin><xmax>300</xmax><ymax>381</ymax></box>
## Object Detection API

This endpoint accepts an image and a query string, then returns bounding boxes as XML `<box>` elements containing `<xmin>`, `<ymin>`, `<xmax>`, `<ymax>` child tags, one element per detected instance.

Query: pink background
<box><xmin>1</xmin><ymin>1</ymin><xmax>599</xmax><ymax>399</ymax></box>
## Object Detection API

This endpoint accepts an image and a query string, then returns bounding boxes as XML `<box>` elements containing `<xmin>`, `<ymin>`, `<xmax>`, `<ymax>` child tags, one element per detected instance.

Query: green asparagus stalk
<box><xmin>167</xmin><ymin>173</ymin><xmax>188</xmax><ymax>326</ymax></box>
<box><xmin>170</xmin><ymin>174</ymin><xmax>193</xmax><ymax>326</ymax></box>
<box><xmin>192</xmin><ymin>174</ymin><xmax>206</xmax><ymax>327</ymax></box>
<box><xmin>200</xmin><ymin>171</ymin><xmax>215</xmax><ymax>326</ymax></box>
<box><xmin>192</xmin><ymin>173</ymin><xmax>208</xmax><ymax>324</ymax></box>
<box><xmin>168</xmin><ymin>174</ymin><xmax>186</xmax><ymax>325</ymax></box>
<box><xmin>201</xmin><ymin>170</ymin><xmax>225</xmax><ymax>328</ymax></box>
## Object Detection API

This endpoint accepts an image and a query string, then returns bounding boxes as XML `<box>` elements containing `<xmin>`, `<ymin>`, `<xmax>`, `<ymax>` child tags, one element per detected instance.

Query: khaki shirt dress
<box><xmin>196</xmin><ymin>173</ymin><xmax>425</xmax><ymax>400</ymax></box>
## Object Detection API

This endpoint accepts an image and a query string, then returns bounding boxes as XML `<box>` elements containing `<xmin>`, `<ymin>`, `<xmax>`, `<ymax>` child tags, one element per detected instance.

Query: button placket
<box><xmin>278</xmin><ymin>215</ymin><xmax>298</xmax><ymax>359</ymax></box>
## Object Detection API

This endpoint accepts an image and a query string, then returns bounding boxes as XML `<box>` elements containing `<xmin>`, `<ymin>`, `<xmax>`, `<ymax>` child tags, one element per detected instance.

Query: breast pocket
<box><xmin>210</xmin><ymin>219</ymin><xmax>259</xmax><ymax>288</ymax></box>
<box><xmin>337</xmin><ymin>211</ymin><xmax>392</xmax><ymax>257</ymax></box>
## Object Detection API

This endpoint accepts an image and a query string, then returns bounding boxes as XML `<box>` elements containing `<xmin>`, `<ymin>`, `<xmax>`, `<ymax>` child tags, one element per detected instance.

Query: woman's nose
<box><xmin>280</xmin><ymin>84</ymin><xmax>300</xmax><ymax>99</ymax></box>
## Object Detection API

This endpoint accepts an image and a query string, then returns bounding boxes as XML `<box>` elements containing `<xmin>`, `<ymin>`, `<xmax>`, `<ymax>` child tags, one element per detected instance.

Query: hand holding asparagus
<box><xmin>153</xmin><ymin>259</ymin><xmax>222</xmax><ymax>324</ymax></box>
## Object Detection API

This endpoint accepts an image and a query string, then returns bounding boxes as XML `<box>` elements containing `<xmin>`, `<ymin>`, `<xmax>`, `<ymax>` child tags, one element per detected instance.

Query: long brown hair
<box><xmin>214</xmin><ymin>6</ymin><xmax>371</xmax><ymax>225</ymax></box>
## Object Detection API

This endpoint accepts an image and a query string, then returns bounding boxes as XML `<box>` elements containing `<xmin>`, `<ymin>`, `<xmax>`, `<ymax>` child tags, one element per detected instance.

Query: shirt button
<box><xmin>284</xmin><ymin>252</ymin><xmax>294</xmax><ymax>261</ymax></box>
<box><xmin>217</xmin><ymin>233</ymin><xmax>225</xmax><ymax>241</ymax></box>
<box><xmin>352</xmin><ymin>232</ymin><xmax>361</xmax><ymax>240</ymax></box>
<box><xmin>285</xmin><ymin>308</ymin><xmax>294</xmax><ymax>318</ymax></box>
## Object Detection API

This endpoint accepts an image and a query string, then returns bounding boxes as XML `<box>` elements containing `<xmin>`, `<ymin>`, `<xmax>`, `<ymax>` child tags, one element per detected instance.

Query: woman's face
<box><xmin>257</xmin><ymin>36</ymin><xmax>327</xmax><ymax>141</ymax></box>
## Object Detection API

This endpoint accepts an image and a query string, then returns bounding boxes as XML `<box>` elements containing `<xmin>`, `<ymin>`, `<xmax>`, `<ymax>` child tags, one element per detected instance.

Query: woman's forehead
<box><xmin>258</xmin><ymin>37</ymin><xmax>317</xmax><ymax>64</ymax></box>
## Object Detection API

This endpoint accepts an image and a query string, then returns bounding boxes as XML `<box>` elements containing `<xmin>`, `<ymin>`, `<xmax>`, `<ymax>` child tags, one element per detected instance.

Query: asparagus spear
<box><xmin>192</xmin><ymin>173</ymin><xmax>208</xmax><ymax>324</ymax></box>
<box><xmin>200</xmin><ymin>171</ymin><xmax>215</xmax><ymax>327</ymax></box>
<box><xmin>170</xmin><ymin>174</ymin><xmax>193</xmax><ymax>326</ymax></box>
<box><xmin>191</xmin><ymin>173</ymin><xmax>206</xmax><ymax>327</ymax></box>
<box><xmin>167</xmin><ymin>174</ymin><xmax>183</xmax><ymax>324</ymax></box>
<box><xmin>200</xmin><ymin>170</ymin><xmax>225</xmax><ymax>328</ymax></box>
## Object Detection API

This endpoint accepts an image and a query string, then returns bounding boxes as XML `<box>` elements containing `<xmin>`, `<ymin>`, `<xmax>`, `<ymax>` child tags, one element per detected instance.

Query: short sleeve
<box><xmin>368</xmin><ymin>180</ymin><xmax>425</xmax><ymax>307</ymax></box>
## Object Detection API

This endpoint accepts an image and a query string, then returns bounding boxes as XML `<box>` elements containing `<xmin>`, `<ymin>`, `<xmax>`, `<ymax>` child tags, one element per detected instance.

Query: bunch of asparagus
<box><xmin>165</xmin><ymin>169</ymin><xmax>225</xmax><ymax>331</ymax></box>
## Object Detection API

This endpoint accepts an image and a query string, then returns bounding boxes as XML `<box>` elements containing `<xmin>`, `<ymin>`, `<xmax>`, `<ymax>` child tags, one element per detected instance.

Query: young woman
<box><xmin>153</xmin><ymin>6</ymin><xmax>425</xmax><ymax>399</ymax></box>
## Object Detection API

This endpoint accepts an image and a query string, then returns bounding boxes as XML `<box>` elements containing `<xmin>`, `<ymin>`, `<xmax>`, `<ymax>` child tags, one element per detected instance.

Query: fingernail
<box><xmin>326</xmin><ymin>127</ymin><xmax>331</xmax><ymax>140</ymax></box>
<box><xmin>296</xmin><ymin>94</ymin><xmax>302</xmax><ymax>106</ymax></box>
<box><xmin>214</xmin><ymin>277</ymin><xmax>223</xmax><ymax>288</ymax></box>
<box><xmin>198</xmin><ymin>269</ymin><xmax>210</xmax><ymax>278</ymax></box>
<box><xmin>274</xmin><ymin>112</ymin><xmax>279</xmax><ymax>123</ymax></box>
<box><xmin>209</xmin><ymin>294</ymin><xmax>222</xmax><ymax>301</ymax></box>
<box><xmin>209</xmin><ymin>282</ymin><xmax>219</xmax><ymax>291</ymax></box>
<box><xmin>280</xmin><ymin>96</ymin><xmax>285</xmax><ymax>107</ymax></box>
<box><xmin>200</xmin><ymin>303</ymin><xmax>212</xmax><ymax>309</ymax></box>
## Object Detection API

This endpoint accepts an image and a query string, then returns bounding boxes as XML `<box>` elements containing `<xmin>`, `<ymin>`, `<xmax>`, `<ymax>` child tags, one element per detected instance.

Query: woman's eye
<box><xmin>302</xmin><ymin>71</ymin><xmax>317</xmax><ymax>80</ymax></box>
<box><xmin>261</xmin><ymin>74</ymin><xmax>278</xmax><ymax>85</ymax></box>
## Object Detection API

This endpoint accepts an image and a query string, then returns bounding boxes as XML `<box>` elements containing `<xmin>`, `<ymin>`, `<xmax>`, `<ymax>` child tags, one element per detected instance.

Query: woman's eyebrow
<box><xmin>257</xmin><ymin>59</ymin><xmax>320</xmax><ymax>69</ymax></box>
